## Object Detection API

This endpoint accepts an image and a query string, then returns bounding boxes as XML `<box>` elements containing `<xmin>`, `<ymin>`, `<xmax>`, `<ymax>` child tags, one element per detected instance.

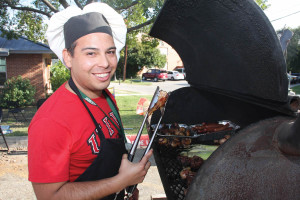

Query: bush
<box><xmin>50</xmin><ymin>61</ymin><xmax>70</xmax><ymax>92</ymax></box>
<box><xmin>0</xmin><ymin>76</ymin><xmax>36</xmax><ymax>108</ymax></box>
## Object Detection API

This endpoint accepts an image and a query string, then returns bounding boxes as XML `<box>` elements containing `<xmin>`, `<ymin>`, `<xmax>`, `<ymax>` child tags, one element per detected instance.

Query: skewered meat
<box><xmin>178</xmin><ymin>155</ymin><xmax>204</xmax><ymax>192</ymax></box>
<box><xmin>185</xmin><ymin>129</ymin><xmax>191</xmax><ymax>136</ymax></box>
<box><xmin>177</xmin><ymin>155</ymin><xmax>204</xmax><ymax>169</ymax></box>
<box><xmin>180</xmin><ymin>167</ymin><xmax>191</xmax><ymax>179</ymax></box>
<box><xmin>148</xmin><ymin>90</ymin><xmax>168</xmax><ymax>116</ymax></box>
<box><xmin>190</xmin><ymin>156</ymin><xmax>204</xmax><ymax>170</ymax></box>
<box><xmin>181</xmin><ymin>138</ymin><xmax>192</xmax><ymax>147</ymax></box>
<box><xmin>177</xmin><ymin>155</ymin><xmax>191</xmax><ymax>167</ymax></box>
<box><xmin>192</xmin><ymin>122</ymin><xmax>232</xmax><ymax>134</ymax></box>
<box><xmin>170</xmin><ymin>138</ymin><xmax>181</xmax><ymax>148</ymax></box>
<box><xmin>158</xmin><ymin>137</ymin><xmax>168</xmax><ymax>145</ymax></box>
<box><xmin>174</xmin><ymin>129</ymin><xmax>185</xmax><ymax>136</ymax></box>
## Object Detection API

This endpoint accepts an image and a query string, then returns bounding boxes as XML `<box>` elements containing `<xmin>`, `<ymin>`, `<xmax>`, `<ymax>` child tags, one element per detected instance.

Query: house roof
<box><xmin>0</xmin><ymin>33</ymin><xmax>53</xmax><ymax>56</ymax></box>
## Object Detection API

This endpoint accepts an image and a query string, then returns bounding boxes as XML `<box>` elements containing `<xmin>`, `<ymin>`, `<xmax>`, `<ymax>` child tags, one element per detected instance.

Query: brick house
<box><xmin>0</xmin><ymin>35</ymin><xmax>53</xmax><ymax>102</ymax></box>
<box><xmin>157</xmin><ymin>40</ymin><xmax>183</xmax><ymax>71</ymax></box>
<box><xmin>137</xmin><ymin>40</ymin><xmax>184</xmax><ymax>76</ymax></box>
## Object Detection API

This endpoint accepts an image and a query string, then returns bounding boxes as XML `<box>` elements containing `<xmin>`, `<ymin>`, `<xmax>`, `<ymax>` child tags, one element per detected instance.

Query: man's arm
<box><xmin>32</xmin><ymin>150</ymin><xmax>153</xmax><ymax>200</ymax></box>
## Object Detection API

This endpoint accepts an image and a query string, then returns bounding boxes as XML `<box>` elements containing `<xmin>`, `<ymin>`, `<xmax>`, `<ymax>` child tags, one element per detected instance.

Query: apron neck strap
<box><xmin>68</xmin><ymin>78</ymin><xmax>125</xmax><ymax>142</ymax></box>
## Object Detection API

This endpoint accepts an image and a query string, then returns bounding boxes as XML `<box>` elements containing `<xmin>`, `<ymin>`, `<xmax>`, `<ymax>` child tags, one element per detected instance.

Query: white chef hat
<box><xmin>46</xmin><ymin>2</ymin><xmax>127</xmax><ymax>66</ymax></box>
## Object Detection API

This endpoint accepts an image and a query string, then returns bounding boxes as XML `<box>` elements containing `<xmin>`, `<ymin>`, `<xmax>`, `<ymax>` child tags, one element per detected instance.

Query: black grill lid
<box><xmin>149</xmin><ymin>0</ymin><xmax>288</xmax><ymax>103</ymax></box>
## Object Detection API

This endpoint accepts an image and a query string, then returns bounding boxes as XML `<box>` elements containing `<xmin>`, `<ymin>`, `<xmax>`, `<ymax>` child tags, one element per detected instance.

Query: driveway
<box><xmin>109</xmin><ymin>80</ymin><xmax>190</xmax><ymax>95</ymax></box>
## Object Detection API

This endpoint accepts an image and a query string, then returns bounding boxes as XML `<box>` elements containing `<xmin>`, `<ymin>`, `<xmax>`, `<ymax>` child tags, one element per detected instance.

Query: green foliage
<box><xmin>0</xmin><ymin>1</ymin><xmax>48</xmax><ymax>42</ymax></box>
<box><xmin>0</xmin><ymin>0</ymin><xmax>165</xmax><ymax>42</ymax></box>
<box><xmin>0</xmin><ymin>76</ymin><xmax>36</xmax><ymax>108</ymax></box>
<box><xmin>285</xmin><ymin>26</ymin><xmax>300</xmax><ymax>72</ymax></box>
<box><xmin>117</xmin><ymin>35</ymin><xmax>166</xmax><ymax>78</ymax></box>
<box><xmin>50</xmin><ymin>61</ymin><xmax>70</xmax><ymax>92</ymax></box>
<box><xmin>254</xmin><ymin>0</ymin><xmax>270</xmax><ymax>10</ymax></box>
<box><xmin>15</xmin><ymin>11</ymin><xmax>48</xmax><ymax>43</ymax></box>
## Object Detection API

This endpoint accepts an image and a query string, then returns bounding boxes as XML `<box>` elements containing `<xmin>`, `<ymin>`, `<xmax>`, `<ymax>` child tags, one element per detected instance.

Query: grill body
<box><xmin>186</xmin><ymin>116</ymin><xmax>300</xmax><ymax>200</ymax></box>
<box><xmin>147</xmin><ymin>0</ymin><xmax>300</xmax><ymax>199</ymax></box>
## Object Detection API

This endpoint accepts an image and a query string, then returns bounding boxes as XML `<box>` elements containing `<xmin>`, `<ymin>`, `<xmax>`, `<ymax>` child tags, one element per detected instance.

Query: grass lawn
<box><xmin>116</xmin><ymin>95</ymin><xmax>152</xmax><ymax>134</ymax></box>
<box><xmin>111</xmin><ymin>78</ymin><xmax>152</xmax><ymax>85</ymax></box>
<box><xmin>1</xmin><ymin>95</ymin><xmax>153</xmax><ymax>136</ymax></box>
<box><xmin>291</xmin><ymin>85</ymin><xmax>300</xmax><ymax>94</ymax></box>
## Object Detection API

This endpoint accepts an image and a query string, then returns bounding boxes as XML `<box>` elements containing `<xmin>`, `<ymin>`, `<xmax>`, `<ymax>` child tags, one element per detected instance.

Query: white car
<box><xmin>175</xmin><ymin>68</ymin><xmax>186</xmax><ymax>79</ymax></box>
<box><xmin>167</xmin><ymin>71</ymin><xmax>185</xmax><ymax>80</ymax></box>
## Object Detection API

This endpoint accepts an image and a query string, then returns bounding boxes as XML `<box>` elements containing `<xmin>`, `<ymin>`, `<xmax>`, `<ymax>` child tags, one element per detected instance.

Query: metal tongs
<box><xmin>127</xmin><ymin>86</ymin><xmax>160</xmax><ymax>161</ymax></box>
<box><xmin>125</xmin><ymin>87</ymin><xmax>170</xmax><ymax>199</ymax></box>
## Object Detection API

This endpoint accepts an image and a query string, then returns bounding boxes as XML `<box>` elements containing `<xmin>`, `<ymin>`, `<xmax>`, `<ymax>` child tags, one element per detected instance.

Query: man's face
<box><xmin>64</xmin><ymin>32</ymin><xmax>117</xmax><ymax>98</ymax></box>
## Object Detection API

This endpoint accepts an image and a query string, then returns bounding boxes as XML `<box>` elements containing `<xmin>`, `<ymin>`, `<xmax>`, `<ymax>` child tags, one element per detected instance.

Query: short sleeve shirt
<box><xmin>28</xmin><ymin>83</ymin><xmax>121</xmax><ymax>183</ymax></box>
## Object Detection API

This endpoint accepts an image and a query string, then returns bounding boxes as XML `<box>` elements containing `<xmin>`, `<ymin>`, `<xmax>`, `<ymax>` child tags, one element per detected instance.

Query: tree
<box><xmin>0</xmin><ymin>0</ymin><xmax>164</xmax><ymax>42</ymax></box>
<box><xmin>50</xmin><ymin>61</ymin><xmax>70</xmax><ymax>92</ymax></box>
<box><xmin>255</xmin><ymin>0</ymin><xmax>270</xmax><ymax>10</ymax></box>
<box><xmin>116</xmin><ymin>35</ymin><xmax>166</xmax><ymax>79</ymax></box>
<box><xmin>1</xmin><ymin>0</ymin><xmax>268</xmax><ymax>42</ymax></box>
<box><xmin>1</xmin><ymin>0</ymin><xmax>269</xmax><ymax>80</ymax></box>
<box><xmin>285</xmin><ymin>26</ymin><xmax>300</xmax><ymax>72</ymax></box>
<box><xmin>0</xmin><ymin>76</ymin><xmax>36</xmax><ymax>108</ymax></box>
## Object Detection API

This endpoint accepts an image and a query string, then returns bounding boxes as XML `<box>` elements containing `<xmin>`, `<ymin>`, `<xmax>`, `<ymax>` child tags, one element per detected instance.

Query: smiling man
<box><xmin>28</xmin><ymin>2</ymin><xmax>152</xmax><ymax>200</ymax></box>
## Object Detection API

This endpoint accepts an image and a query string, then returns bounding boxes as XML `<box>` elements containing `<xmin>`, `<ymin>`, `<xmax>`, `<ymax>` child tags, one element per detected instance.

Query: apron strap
<box><xmin>68</xmin><ymin>78</ymin><xmax>105</xmax><ymax>140</ymax></box>
<box><xmin>103</xmin><ymin>90</ymin><xmax>125</xmax><ymax>140</ymax></box>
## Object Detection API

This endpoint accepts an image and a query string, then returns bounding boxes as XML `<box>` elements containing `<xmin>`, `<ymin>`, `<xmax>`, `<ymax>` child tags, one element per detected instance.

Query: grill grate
<box><xmin>154</xmin><ymin>139</ymin><xmax>192</xmax><ymax>200</ymax></box>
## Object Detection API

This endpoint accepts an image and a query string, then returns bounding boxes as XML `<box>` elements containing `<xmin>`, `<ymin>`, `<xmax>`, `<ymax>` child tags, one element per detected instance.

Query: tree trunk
<box><xmin>123</xmin><ymin>44</ymin><xmax>128</xmax><ymax>81</ymax></box>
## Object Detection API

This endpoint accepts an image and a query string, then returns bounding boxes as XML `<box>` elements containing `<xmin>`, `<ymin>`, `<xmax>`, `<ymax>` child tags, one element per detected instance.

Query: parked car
<box><xmin>142</xmin><ymin>69</ymin><xmax>168</xmax><ymax>82</ymax></box>
<box><xmin>174</xmin><ymin>68</ymin><xmax>186</xmax><ymax>79</ymax></box>
<box><xmin>288</xmin><ymin>73</ymin><xmax>298</xmax><ymax>84</ymax></box>
<box><xmin>291</xmin><ymin>73</ymin><xmax>300</xmax><ymax>83</ymax></box>
<box><xmin>167</xmin><ymin>71</ymin><xmax>185</xmax><ymax>80</ymax></box>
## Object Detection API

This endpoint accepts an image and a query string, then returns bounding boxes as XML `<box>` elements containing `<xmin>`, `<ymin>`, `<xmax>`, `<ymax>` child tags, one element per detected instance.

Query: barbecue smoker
<box><xmin>146</xmin><ymin>0</ymin><xmax>300</xmax><ymax>199</ymax></box>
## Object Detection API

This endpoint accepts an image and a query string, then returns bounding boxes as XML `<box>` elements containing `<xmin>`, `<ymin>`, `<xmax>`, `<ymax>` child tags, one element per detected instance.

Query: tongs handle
<box><xmin>127</xmin><ymin>86</ymin><xmax>160</xmax><ymax>161</ymax></box>
<box><xmin>126</xmin><ymin>95</ymin><xmax>169</xmax><ymax>198</ymax></box>
<box><xmin>127</xmin><ymin>110</ymin><xmax>148</xmax><ymax>161</ymax></box>
<box><xmin>143</xmin><ymin>115</ymin><xmax>163</xmax><ymax>156</ymax></box>
<box><xmin>126</xmin><ymin>115</ymin><xmax>163</xmax><ymax>199</ymax></box>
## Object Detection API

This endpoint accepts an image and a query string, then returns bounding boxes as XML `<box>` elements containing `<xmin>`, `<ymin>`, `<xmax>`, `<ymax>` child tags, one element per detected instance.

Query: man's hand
<box><xmin>118</xmin><ymin>149</ymin><xmax>153</xmax><ymax>187</ymax></box>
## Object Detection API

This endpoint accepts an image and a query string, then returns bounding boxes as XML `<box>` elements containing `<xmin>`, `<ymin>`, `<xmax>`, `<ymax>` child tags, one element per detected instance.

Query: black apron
<box><xmin>69</xmin><ymin>78</ymin><xmax>127</xmax><ymax>200</ymax></box>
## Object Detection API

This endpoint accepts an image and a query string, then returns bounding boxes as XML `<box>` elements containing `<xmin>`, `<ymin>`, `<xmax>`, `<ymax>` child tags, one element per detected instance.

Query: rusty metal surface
<box><xmin>186</xmin><ymin>116</ymin><xmax>300</xmax><ymax>200</ymax></box>
<box><xmin>278</xmin><ymin>115</ymin><xmax>300</xmax><ymax>156</ymax></box>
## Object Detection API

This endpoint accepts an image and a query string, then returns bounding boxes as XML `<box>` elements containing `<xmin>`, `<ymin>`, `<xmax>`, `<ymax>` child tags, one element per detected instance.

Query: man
<box><xmin>28</xmin><ymin>2</ymin><xmax>152</xmax><ymax>200</ymax></box>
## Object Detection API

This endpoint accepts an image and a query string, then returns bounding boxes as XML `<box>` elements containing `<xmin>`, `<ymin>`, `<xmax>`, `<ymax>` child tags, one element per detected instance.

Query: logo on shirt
<box><xmin>87</xmin><ymin>112</ymin><xmax>120</xmax><ymax>154</ymax></box>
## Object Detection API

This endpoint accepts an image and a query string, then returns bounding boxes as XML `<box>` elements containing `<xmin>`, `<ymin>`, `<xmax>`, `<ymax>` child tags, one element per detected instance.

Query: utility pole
<box><xmin>123</xmin><ymin>44</ymin><xmax>128</xmax><ymax>81</ymax></box>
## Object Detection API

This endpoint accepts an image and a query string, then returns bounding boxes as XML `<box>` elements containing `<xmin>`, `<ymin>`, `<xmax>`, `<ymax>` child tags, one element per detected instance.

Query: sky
<box><xmin>264</xmin><ymin>0</ymin><xmax>300</xmax><ymax>31</ymax></box>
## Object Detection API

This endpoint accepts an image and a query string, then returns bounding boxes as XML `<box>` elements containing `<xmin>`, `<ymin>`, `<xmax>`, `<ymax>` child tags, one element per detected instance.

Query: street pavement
<box><xmin>109</xmin><ymin>79</ymin><xmax>190</xmax><ymax>95</ymax></box>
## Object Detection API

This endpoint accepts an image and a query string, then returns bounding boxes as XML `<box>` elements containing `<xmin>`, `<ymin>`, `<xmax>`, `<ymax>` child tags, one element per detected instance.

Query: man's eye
<box><xmin>107</xmin><ymin>50</ymin><xmax>116</xmax><ymax>55</ymax></box>
<box><xmin>87</xmin><ymin>52</ymin><xmax>95</xmax><ymax>56</ymax></box>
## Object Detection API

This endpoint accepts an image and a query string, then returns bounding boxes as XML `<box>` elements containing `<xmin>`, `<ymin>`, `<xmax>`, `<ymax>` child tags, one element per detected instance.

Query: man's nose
<box><xmin>97</xmin><ymin>54</ymin><xmax>109</xmax><ymax>68</ymax></box>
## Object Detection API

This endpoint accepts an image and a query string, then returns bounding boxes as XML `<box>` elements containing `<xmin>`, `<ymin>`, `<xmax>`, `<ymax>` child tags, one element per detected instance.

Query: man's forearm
<box><xmin>33</xmin><ymin>175</ymin><xmax>126</xmax><ymax>200</ymax></box>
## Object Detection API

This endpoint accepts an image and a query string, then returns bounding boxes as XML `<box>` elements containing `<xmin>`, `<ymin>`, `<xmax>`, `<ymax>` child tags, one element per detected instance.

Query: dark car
<box><xmin>142</xmin><ymin>69</ymin><xmax>168</xmax><ymax>82</ymax></box>
<box><xmin>291</xmin><ymin>73</ymin><xmax>300</xmax><ymax>83</ymax></box>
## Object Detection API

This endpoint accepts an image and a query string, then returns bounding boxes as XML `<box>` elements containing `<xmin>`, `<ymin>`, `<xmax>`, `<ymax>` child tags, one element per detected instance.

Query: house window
<box><xmin>0</xmin><ymin>57</ymin><xmax>7</xmax><ymax>85</ymax></box>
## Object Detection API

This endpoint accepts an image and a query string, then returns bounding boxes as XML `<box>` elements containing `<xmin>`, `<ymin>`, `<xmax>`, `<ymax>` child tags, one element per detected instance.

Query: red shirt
<box><xmin>28</xmin><ymin>83</ymin><xmax>121</xmax><ymax>183</ymax></box>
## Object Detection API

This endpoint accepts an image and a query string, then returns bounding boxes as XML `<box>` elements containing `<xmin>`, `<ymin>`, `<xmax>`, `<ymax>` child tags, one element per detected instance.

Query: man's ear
<box><xmin>62</xmin><ymin>49</ymin><xmax>72</xmax><ymax>69</ymax></box>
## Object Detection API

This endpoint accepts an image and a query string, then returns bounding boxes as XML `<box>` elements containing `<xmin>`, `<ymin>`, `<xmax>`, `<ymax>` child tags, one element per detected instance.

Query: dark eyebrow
<box><xmin>81</xmin><ymin>46</ymin><xmax>116</xmax><ymax>51</ymax></box>
<box><xmin>108</xmin><ymin>47</ymin><xmax>117</xmax><ymax>50</ymax></box>
<box><xmin>81</xmin><ymin>47</ymin><xmax>98</xmax><ymax>51</ymax></box>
